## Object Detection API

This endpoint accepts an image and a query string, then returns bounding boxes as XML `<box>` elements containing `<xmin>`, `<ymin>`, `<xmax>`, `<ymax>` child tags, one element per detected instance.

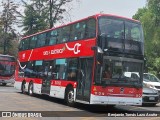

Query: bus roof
<box><xmin>21</xmin><ymin>13</ymin><xmax>140</xmax><ymax>40</ymax></box>
<box><xmin>95</xmin><ymin>13</ymin><xmax>140</xmax><ymax>23</ymax></box>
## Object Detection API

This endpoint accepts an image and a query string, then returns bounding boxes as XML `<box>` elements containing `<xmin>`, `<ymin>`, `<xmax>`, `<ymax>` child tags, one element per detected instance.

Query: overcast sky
<box><xmin>0</xmin><ymin>0</ymin><xmax>147</xmax><ymax>33</ymax></box>
<box><xmin>0</xmin><ymin>0</ymin><xmax>147</xmax><ymax>19</ymax></box>
<box><xmin>70</xmin><ymin>0</ymin><xmax>147</xmax><ymax>21</ymax></box>
<box><xmin>15</xmin><ymin>0</ymin><xmax>147</xmax><ymax>20</ymax></box>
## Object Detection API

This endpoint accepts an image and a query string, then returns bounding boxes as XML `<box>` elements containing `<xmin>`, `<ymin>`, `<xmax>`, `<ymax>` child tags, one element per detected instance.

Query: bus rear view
<box><xmin>91</xmin><ymin>14</ymin><xmax>144</xmax><ymax>106</ymax></box>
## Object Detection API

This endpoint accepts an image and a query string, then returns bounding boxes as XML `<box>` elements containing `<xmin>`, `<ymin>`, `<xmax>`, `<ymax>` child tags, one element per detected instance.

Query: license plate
<box><xmin>149</xmin><ymin>97</ymin><xmax>155</xmax><ymax>100</ymax></box>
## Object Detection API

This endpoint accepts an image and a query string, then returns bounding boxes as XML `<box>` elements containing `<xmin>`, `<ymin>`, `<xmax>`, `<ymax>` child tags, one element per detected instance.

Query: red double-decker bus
<box><xmin>0</xmin><ymin>54</ymin><xmax>16</xmax><ymax>86</ymax></box>
<box><xmin>14</xmin><ymin>14</ymin><xmax>144</xmax><ymax>106</ymax></box>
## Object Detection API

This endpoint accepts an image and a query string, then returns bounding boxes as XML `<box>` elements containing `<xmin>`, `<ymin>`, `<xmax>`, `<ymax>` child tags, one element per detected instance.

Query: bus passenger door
<box><xmin>41</xmin><ymin>61</ymin><xmax>53</xmax><ymax>95</ymax></box>
<box><xmin>76</xmin><ymin>57</ymin><xmax>93</xmax><ymax>102</ymax></box>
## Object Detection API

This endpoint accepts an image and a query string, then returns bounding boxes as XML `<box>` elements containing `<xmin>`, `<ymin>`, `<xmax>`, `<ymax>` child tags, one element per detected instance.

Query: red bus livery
<box><xmin>14</xmin><ymin>14</ymin><xmax>144</xmax><ymax>106</ymax></box>
<box><xmin>0</xmin><ymin>54</ymin><xmax>16</xmax><ymax>86</ymax></box>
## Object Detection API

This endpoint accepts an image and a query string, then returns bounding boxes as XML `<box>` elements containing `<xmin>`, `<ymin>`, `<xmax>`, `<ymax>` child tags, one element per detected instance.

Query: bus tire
<box><xmin>28</xmin><ymin>82</ymin><xmax>34</xmax><ymax>96</ymax></box>
<box><xmin>65</xmin><ymin>88</ymin><xmax>75</xmax><ymax>106</ymax></box>
<box><xmin>21</xmin><ymin>82</ymin><xmax>26</xmax><ymax>94</ymax></box>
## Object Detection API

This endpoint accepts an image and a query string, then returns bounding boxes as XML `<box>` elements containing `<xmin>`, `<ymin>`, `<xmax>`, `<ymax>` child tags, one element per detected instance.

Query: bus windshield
<box><xmin>0</xmin><ymin>61</ymin><xmax>15</xmax><ymax>77</ymax></box>
<box><xmin>101</xmin><ymin>58</ymin><xmax>143</xmax><ymax>86</ymax></box>
<box><xmin>98</xmin><ymin>16</ymin><xmax>144</xmax><ymax>54</ymax></box>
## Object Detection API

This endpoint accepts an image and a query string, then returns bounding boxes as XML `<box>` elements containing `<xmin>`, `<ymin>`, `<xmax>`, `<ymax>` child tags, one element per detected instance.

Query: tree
<box><xmin>21</xmin><ymin>0</ymin><xmax>76</xmax><ymax>35</ymax></box>
<box><xmin>21</xmin><ymin>0</ymin><xmax>48</xmax><ymax>35</ymax></box>
<box><xmin>147</xmin><ymin>0</ymin><xmax>160</xmax><ymax>26</ymax></box>
<box><xmin>0</xmin><ymin>0</ymin><xmax>19</xmax><ymax>54</ymax></box>
<box><xmin>22</xmin><ymin>4</ymin><xmax>45</xmax><ymax>35</ymax></box>
<box><xmin>133</xmin><ymin>0</ymin><xmax>160</xmax><ymax>75</ymax></box>
<box><xmin>46</xmin><ymin>0</ymin><xmax>72</xmax><ymax>28</ymax></box>
<box><xmin>0</xmin><ymin>18</ymin><xmax>4</xmax><ymax>53</ymax></box>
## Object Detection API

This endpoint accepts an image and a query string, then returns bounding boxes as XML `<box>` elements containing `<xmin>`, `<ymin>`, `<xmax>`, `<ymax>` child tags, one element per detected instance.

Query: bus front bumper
<box><xmin>0</xmin><ymin>79</ymin><xmax>15</xmax><ymax>84</ymax></box>
<box><xmin>90</xmin><ymin>94</ymin><xmax>142</xmax><ymax>106</ymax></box>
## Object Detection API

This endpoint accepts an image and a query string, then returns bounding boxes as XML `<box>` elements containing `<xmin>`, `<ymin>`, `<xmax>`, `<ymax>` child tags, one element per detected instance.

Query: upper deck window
<box><xmin>86</xmin><ymin>19</ymin><xmax>96</xmax><ymax>38</ymax></box>
<box><xmin>125</xmin><ymin>21</ymin><xmax>143</xmax><ymax>42</ymax></box>
<box><xmin>70</xmin><ymin>18</ymin><xmax>96</xmax><ymax>41</ymax></box>
<box><xmin>19</xmin><ymin>38</ymin><xmax>30</xmax><ymax>51</ymax></box>
<box><xmin>99</xmin><ymin>18</ymin><xmax>124</xmax><ymax>39</ymax></box>
<box><xmin>37</xmin><ymin>33</ymin><xmax>47</xmax><ymax>47</ymax></box>
<box><xmin>70</xmin><ymin>21</ymin><xmax>86</xmax><ymax>41</ymax></box>
<box><xmin>19</xmin><ymin>17</ymin><xmax>96</xmax><ymax>51</ymax></box>
<box><xmin>30</xmin><ymin>36</ymin><xmax>37</xmax><ymax>49</ymax></box>
<box><xmin>98</xmin><ymin>16</ymin><xmax>144</xmax><ymax>54</ymax></box>
<box><xmin>48</xmin><ymin>30</ymin><xmax>58</xmax><ymax>45</ymax></box>
<box><xmin>57</xmin><ymin>26</ymin><xmax>70</xmax><ymax>44</ymax></box>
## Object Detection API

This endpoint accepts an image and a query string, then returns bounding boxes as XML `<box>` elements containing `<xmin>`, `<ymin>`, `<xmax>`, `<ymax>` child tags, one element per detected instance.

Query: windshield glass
<box><xmin>100</xmin><ymin>58</ymin><xmax>142</xmax><ymax>85</ymax></box>
<box><xmin>98</xmin><ymin>16</ymin><xmax>144</xmax><ymax>54</ymax></box>
<box><xmin>0</xmin><ymin>61</ymin><xmax>15</xmax><ymax>76</ymax></box>
<box><xmin>143</xmin><ymin>73</ymin><xmax>160</xmax><ymax>82</ymax></box>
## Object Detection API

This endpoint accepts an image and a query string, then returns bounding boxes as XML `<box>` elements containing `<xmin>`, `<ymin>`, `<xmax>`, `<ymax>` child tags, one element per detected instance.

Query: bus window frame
<box><xmin>36</xmin><ymin>32</ymin><xmax>47</xmax><ymax>48</ymax></box>
<box><xmin>19</xmin><ymin>38</ymin><xmax>31</xmax><ymax>51</ymax></box>
<box><xmin>29</xmin><ymin>36</ymin><xmax>38</xmax><ymax>49</ymax></box>
<box><xmin>85</xmin><ymin>18</ymin><xmax>96</xmax><ymax>39</ymax></box>
<box><xmin>70</xmin><ymin>20</ymin><xmax>87</xmax><ymax>41</ymax></box>
<box><xmin>19</xmin><ymin>17</ymin><xmax>97</xmax><ymax>51</ymax></box>
<box><xmin>47</xmin><ymin>29</ymin><xmax>58</xmax><ymax>46</ymax></box>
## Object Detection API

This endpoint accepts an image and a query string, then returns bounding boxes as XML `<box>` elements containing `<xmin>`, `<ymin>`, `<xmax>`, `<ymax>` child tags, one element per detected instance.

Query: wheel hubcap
<box><xmin>29</xmin><ymin>84</ymin><xmax>33</xmax><ymax>94</ymax></box>
<box><xmin>68</xmin><ymin>91</ymin><xmax>74</xmax><ymax>103</ymax></box>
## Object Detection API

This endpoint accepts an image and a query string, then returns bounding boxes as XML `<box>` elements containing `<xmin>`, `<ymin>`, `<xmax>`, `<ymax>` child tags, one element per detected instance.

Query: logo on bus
<box><xmin>65</xmin><ymin>43</ymin><xmax>81</xmax><ymax>54</ymax></box>
<box><xmin>51</xmin><ymin>48</ymin><xmax>64</xmax><ymax>54</ymax></box>
<box><xmin>120</xmin><ymin>87</ymin><xmax>124</xmax><ymax>93</ymax></box>
<box><xmin>22</xmin><ymin>53</ymin><xmax>25</xmax><ymax>59</ymax></box>
<box><xmin>43</xmin><ymin>47</ymin><xmax>65</xmax><ymax>56</ymax></box>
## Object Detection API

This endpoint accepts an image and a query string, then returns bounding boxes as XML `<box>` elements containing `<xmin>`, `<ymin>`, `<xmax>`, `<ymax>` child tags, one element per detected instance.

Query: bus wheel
<box><xmin>28</xmin><ymin>82</ymin><xmax>34</xmax><ymax>96</ymax></box>
<box><xmin>2</xmin><ymin>83</ymin><xmax>7</xmax><ymax>86</ymax></box>
<box><xmin>21</xmin><ymin>82</ymin><xmax>26</xmax><ymax>94</ymax></box>
<box><xmin>65</xmin><ymin>88</ymin><xmax>75</xmax><ymax>106</ymax></box>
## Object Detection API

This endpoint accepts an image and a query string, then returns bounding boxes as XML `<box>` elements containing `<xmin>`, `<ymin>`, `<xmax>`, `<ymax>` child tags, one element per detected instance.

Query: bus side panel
<box><xmin>33</xmin><ymin>83</ymin><xmax>42</xmax><ymax>94</ymax></box>
<box><xmin>31</xmin><ymin>78</ymin><xmax>42</xmax><ymax>94</ymax></box>
<box><xmin>50</xmin><ymin>80</ymin><xmax>77</xmax><ymax>99</ymax></box>
<box><xmin>14</xmin><ymin>63</ymin><xmax>23</xmax><ymax>91</ymax></box>
<box><xmin>50</xmin><ymin>86</ymin><xmax>65</xmax><ymax>99</ymax></box>
<box><xmin>14</xmin><ymin>81</ymin><xmax>22</xmax><ymax>90</ymax></box>
<box><xmin>14</xmin><ymin>68</ymin><xmax>24</xmax><ymax>91</ymax></box>
<box><xmin>18</xmin><ymin>39</ymin><xmax>96</xmax><ymax>62</ymax></box>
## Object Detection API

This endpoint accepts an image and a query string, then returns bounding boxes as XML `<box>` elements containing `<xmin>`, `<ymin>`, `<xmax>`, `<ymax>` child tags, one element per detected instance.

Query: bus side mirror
<box><xmin>92</xmin><ymin>46</ymin><xmax>104</xmax><ymax>65</ymax></box>
<box><xmin>91</xmin><ymin>46</ymin><xmax>104</xmax><ymax>54</ymax></box>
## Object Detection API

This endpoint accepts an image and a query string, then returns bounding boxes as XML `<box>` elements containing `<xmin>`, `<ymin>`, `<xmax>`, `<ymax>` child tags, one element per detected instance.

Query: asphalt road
<box><xmin>0</xmin><ymin>84</ymin><xmax>160</xmax><ymax>120</ymax></box>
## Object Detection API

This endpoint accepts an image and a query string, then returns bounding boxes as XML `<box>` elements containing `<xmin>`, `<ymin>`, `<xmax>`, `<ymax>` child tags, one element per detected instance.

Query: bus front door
<box><xmin>76</xmin><ymin>58</ymin><xmax>93</xmax><ymax>102</ymax></box>
<box><xmin>41</xmin><ymin>61</ymin><xmax>53</xmax><ymax>95</ymax></box>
